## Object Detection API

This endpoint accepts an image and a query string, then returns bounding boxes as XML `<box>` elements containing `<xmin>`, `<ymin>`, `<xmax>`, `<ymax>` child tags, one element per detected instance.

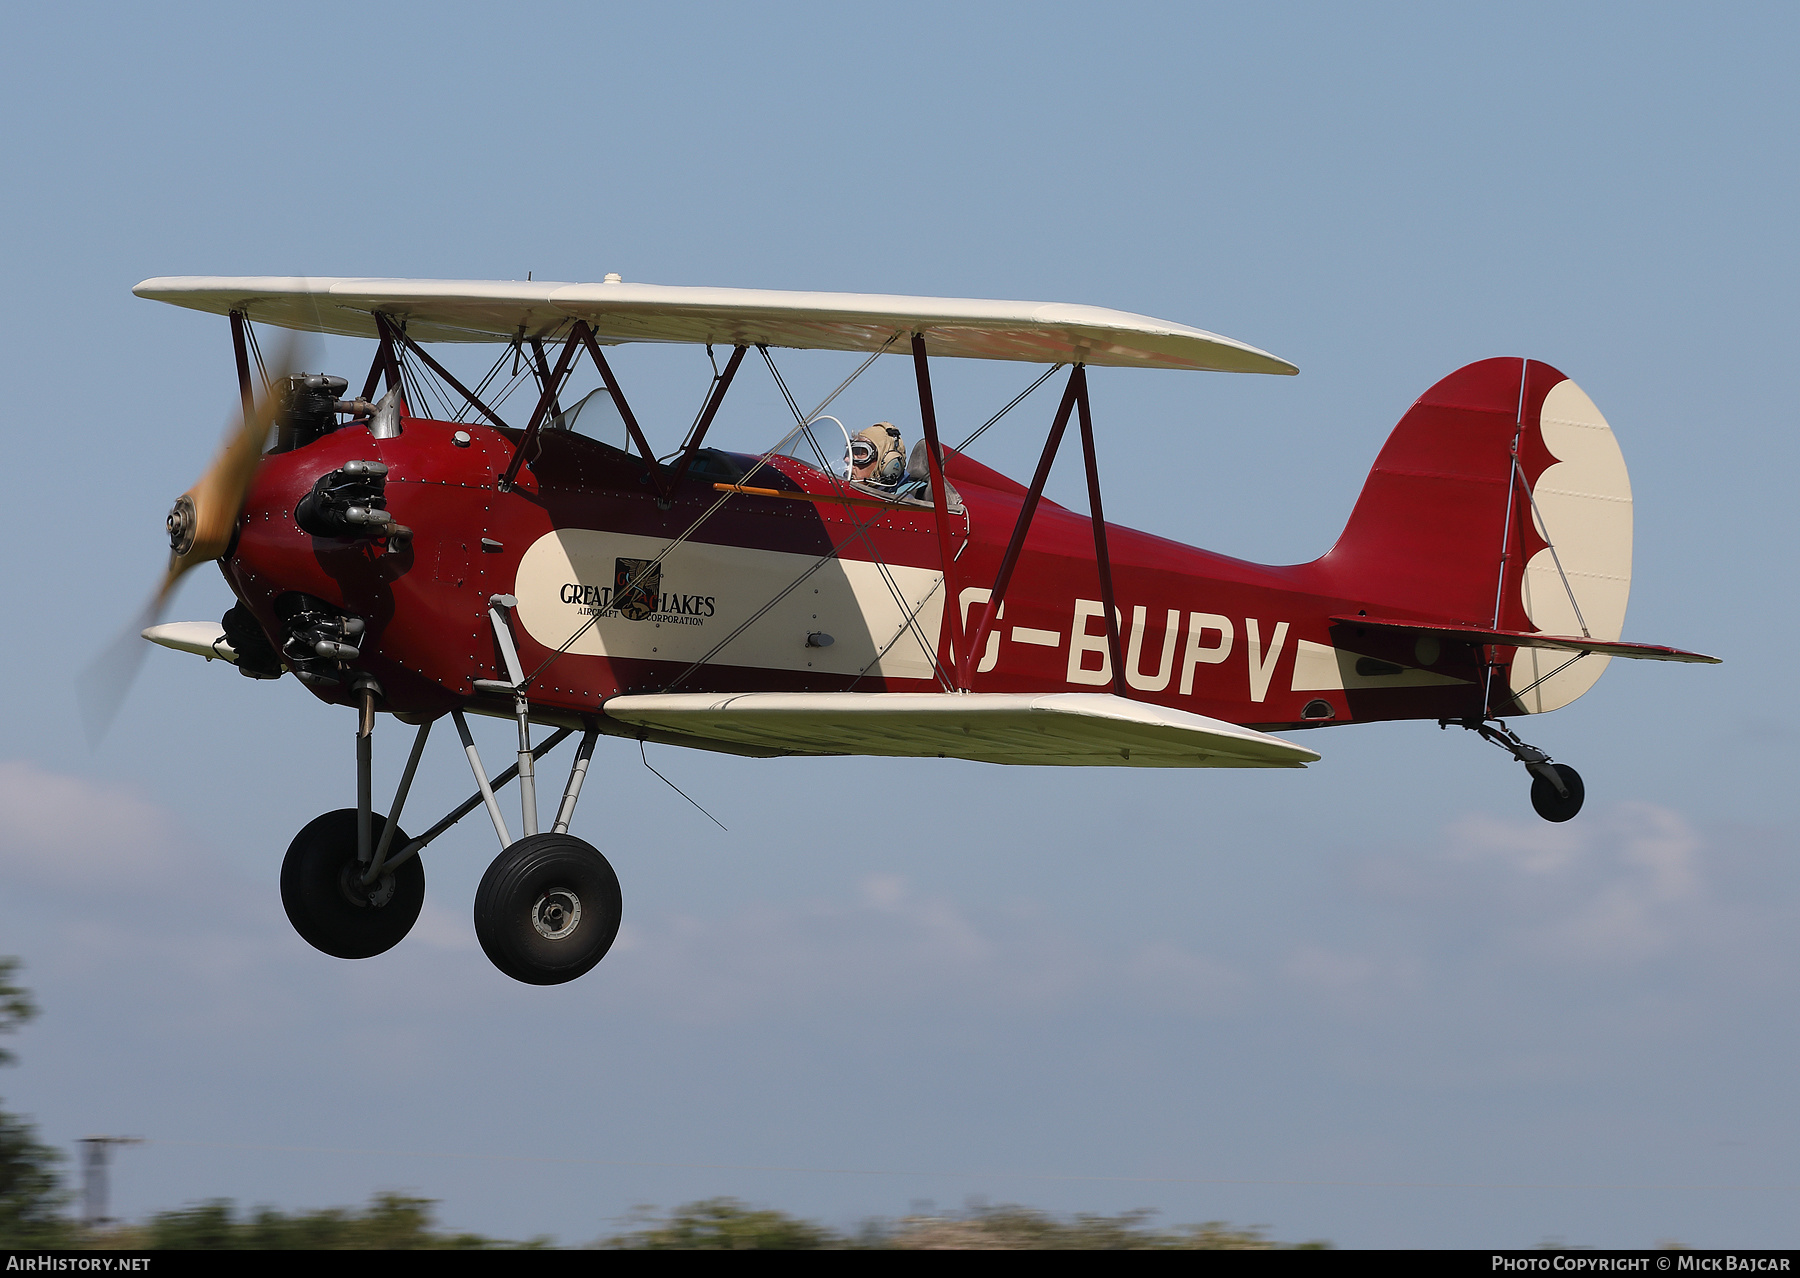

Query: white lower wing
<box><xmin>604</xmin><ymin>692</ymin><xmax>1318</xmax><ymax>769</ymax></box>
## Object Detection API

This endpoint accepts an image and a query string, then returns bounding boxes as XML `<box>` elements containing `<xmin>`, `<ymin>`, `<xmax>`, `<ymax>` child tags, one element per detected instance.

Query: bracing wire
<box><xmin>847</xmin><ymin>573</ymin><xmax>950</xmax><ymax>690</ymax></box>
<box><xmin>1509</xmin><ymin>650</ymin><xmax>1589</xmax><ymax>706</ymax></box>
<box><xmin>663</xmin><ymin>345</ymin><xmax>741</xmax><ymax>462</ymax></box>
<box><xmin>759</xmin><ymin>346</ymin><xmax>955</xmax><ymax>690</ymax></box>
<box><xmin>463</xmin><ymin>344</ymin><xmax>516</xmax><ymax>423</ymax></box>
<box><xmin>519</xmin><ymin>342</ymin><xmax>905</xmax><ymax>689</ymax></box>
<box><xmin>1514</xmin><ymin>455</ymin><xmax>1592</xmax><ymax>639</ymax></box>
<box><xmin>955</xmin><ymin>363</ymin><xmax>1063</xmax><ymax>452</ymax></box>
<box><xmin>656</xmin><ymin>513</ymin><xmax>926</xmax><ymax>693</ymax></box>
<box><xmin>640</xmin><ymin>741</ymin><xmax>728</xmax><ymax>831</ymax></box>
<box><xmin>243</xmin><ymin>321</ymin><xmax>271</xmax><ymax>396</ymax></box>
<box><xmin>393</xmin><ymin>345</ymin><xmax>428</xmax><ymax>417</ymax></box>
<box><xmin>520</xmin><ymin>411</ymin><xmax>831</xmax><ymax>685</ymax></box>
<box><xmin>801</xmin><ymin>335</ymin><xmax>901</xmax><ymax>425</ymax></box>
<box><xmin>790</xmin><ymin>406</ymin><xmax>950</xmax><ymax>689</ymax></box>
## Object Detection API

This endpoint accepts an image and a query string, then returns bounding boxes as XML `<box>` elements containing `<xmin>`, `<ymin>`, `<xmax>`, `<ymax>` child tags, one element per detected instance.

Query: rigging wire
<box><xmin>401</xmin><ymin>340</ymin><xmax>458</xmax><ymax>423</ymax></box>
<box><xmin>795</xmin><ymin>409</ymin><xmax>951</xmax><ymax>690</ymax></box>
<box><xmin>662</xmin><ymin>345</ymin><xmax>740</xmax><ymax>462</ymax></box>
<box><xmin>846</xmin><ymin>573</ymin><xmax>949</xmax><ymax>690</ymax></box>
<box><xmin>423</xmin><ymin>359</ymin><xmax>459</xmax><ymax>420</ymax></box>
<box><xmin>1490</xmin><ymin>365</ymin><xmax>1530</xmax><ymax>631</ymax></box>
<box><xmin>518</xmin><ymin>417</ymin><xmax>827</xmax><ymax>687</ymax></box>
<box><xmin>1482</xmin><ymin>376</ymin><xmax>1531</xmax><ymax>714</ymax></box>
<box><xmin>392</xmin><ymin>333</ymin><xmax>459</xmax><ymax>421</ymax></box>
<box><xmin>759</xmin><ymin>346</ymin><xmax>956</xmax><ymax>690</ymax></box>
<box><xmin>243</xmin><ymin>321</ymin><xmax>271</xmax><ymax>396</ymax></box>
<box><xmin>462</xmin><ymin>343</ymin><xmax>517</xmax><ymax>424</ymax></box>
<box><xmin>1508</xmin><ymin>650</ymin><xmax>1589</xmax><ymax>706</ymax></box>
<box><xmin>1513</xmin><ymin>454</ymin><xmax>1592</xmax><ymax>639</ymax></box>
<box><xmin>518</xmin><ymin>341</ymin><xmax>902</xmax><ymax>689</ymax></box>
<box><xmin>801</xmin><ymin>334</ymin><xmax>902</xmax><ymax>427</ymax></box>
<box><xmin>639</xmin><ymin>741</ymin><xmax>727</xmax><ymax>830</ymax></box>
<box><xmin>954</xmin><ymin>363</ymin><xmax>1063</xmax><ymax>452</ymax></box>
<box><xmin>1477</xmin><ymin>366</ymin><xmax>1590</xmax><ymax>714</ymax></box>
<box><xmin>482</xmin><ymin>323</ymin><xmax>574</xmax><ymax>424</ymax></box>
<box><xmin>393</xmin><ymin>343</ymin><xmax>432</xmax><ymax>418</ymax></box>
<box><xmin>487</xmin><ymin>362</ymin><xmax>539</xmax><ymax>417</ymax></box>
<box><xmin>656</xmin><ymin>511</ymin><xmax>928</xmax><ymax>694</ymax></box>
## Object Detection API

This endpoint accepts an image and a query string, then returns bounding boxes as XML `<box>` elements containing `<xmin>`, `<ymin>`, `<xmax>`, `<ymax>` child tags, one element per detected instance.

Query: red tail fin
<box><xmin>1317</xmin><ymin>358</ymin><xmax>1633</xmax><ymax>713</ymax></box>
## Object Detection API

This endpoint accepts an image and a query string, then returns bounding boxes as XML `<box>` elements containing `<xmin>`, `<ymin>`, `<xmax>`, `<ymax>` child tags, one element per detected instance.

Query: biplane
<box><xmin>108</xmin><ymin>275</ymin><xmax>1717</xmax><ymax>985</ymax></box>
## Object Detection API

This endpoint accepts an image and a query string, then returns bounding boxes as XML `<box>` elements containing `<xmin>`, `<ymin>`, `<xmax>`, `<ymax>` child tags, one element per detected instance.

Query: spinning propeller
<box><xmin>79</xmin><ymin>337</ymin><xmax>300</xmax><ymax>741</ymax></box>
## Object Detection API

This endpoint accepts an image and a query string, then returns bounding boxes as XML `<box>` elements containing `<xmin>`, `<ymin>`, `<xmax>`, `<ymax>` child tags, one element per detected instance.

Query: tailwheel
<box><xmin>280</xmin><ymin>809</ymin><xmax>424</xmax><ymax>959</ymax></box>
<box><xmin>1529</xmin><ymin>763</ymin><xmax>1585</xmax><ymax>823</ymax></box>
<box><xmin>1445</xmin><ymin>718</ymin><xmax>1588</xmax><ymax>824</ymax></box>
<box><xmin>473</xmin><ymin>833</ymin><xmax>622</xmax><ymax>986</ymax></box>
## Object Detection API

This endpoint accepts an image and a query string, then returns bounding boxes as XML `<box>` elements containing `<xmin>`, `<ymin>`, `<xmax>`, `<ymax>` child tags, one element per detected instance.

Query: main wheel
<box><xmin>473</xmin><ymin>833</ymin><xmax>622</xmax><ymax>986</ymax></box>
<box><xmin>280</xmin><ymin>809</ymin><xmax>424</xmax><ymax>959</ymax></box>
<box><xmin>1530</xmin><ymin>763</ymin><xmax>1585</xmax><ymax>823</ymax></box>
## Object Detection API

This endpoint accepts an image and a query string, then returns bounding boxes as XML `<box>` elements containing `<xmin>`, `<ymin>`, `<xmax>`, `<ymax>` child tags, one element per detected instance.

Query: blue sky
<box><xmin>0</xmin><ymin>1</ymin><xmax>1794</xmax><ymax>1249</ymax></box>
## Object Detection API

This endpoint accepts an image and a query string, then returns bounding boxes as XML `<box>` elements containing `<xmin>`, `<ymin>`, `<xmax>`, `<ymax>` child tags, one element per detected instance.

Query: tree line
<box><xmin>0</xmin><ymin>957</ymin><xmax>1324</xmax><ymax>1250</ymax></box>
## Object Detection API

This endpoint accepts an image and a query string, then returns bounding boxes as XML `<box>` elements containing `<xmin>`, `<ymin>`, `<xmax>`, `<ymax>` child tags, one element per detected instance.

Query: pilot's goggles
<box><xmin>848</xmin><ymin>439</ymin><xmax>879</xmax><ymax>467</ymax></box>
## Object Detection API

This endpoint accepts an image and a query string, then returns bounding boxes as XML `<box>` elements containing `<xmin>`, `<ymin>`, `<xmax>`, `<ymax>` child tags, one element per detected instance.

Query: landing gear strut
<box><xmin>279</xmin><ymin>619</ymin><xmax>622</xmax><ymax>982</ymax></box>
<box><xmin>473</xmin><ymin>833</ymin><xmax>622</xmax><ymax>986</ymax></box>
<box><xmin>282</xmin><ymin>676</ymin><xmax>427</xmax><ymax>957</ymax></box>
<box><xmin>281</xmin><ymin>809</ymin><xmax>423</xmax><ymax>958</ymax></box>
<box><xmin>459</xmin><ymin>598</ymin><xmax>620</xmax><ymax>985</ymax></box>
<box><xmin>1445</xmin><ymin>718</ymin><xmax>1586</xmax><ymax>823</ymax></box>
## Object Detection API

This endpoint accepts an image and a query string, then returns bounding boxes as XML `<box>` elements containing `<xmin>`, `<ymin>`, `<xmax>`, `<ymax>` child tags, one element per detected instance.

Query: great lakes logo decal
<box><xmin>612</xmin><ymin>556</ymin><xmax>660</xmax><ymax>621</ymax></box>
<box><xmin>558</xmin><ymin>557</ymin><xmax>718</xmax><ymax>626</ymax></box>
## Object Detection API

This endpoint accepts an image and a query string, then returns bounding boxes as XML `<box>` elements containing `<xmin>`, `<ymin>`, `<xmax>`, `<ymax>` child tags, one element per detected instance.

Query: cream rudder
<box><xmin>1315</xmin><ymin>357</ymin><xmax>1632</xmax><ymax>716</ymax></box>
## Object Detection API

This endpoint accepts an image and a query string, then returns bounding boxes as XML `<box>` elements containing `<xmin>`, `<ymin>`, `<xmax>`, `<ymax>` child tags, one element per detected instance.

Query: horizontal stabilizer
<box><xmin>142</xmin><ymin>622</ymin><xmax>238</xmax><ymax>664</ymax></box>
<box><xmin>1333</xmin><ymin>616</ymin><xmax>1719</xmax><ymax>664</ymax></box>
<box><xmin>604</xmin><ymin>692</ymin><xmax>1319</xmax><ymax>769</ymax></box>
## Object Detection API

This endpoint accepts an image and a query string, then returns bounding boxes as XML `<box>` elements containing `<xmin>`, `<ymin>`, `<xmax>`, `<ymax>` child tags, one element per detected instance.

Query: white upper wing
<box><xmin>604</xmin><ymin>692</ymin><xmax>1319</xmax><ymax>769</ymax></box>
<box><xmin>132</xmin><ymin>276</ymin><xmax>1297</xmax><ymax>374</ymax></box>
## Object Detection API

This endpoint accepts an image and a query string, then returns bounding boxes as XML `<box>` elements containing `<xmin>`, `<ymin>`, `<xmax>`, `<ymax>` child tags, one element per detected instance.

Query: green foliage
<box><xmin>0</xmin><ymin>954</ymin><xmax>1328</xmax><ymax>1253</ymax></box>
<box><xmin>0</xmin><ymin>958</ymin><xmax>71</xmax><ymax>1247</ymax></box>
<box><xmin>599</xmin><ymin>1198</ymin><xmax>841</xmax><ymax>1250</ymax></box>
<box><xmin>598</xmin><ymin>1199</ymin><xmax>1332</xmax><ymax>1250</ymax></box>
<box><xmin>0</xmin><ymin>958</ymin><xmax>38</xmax><ymax>1069</ymax></box>
<box><xmin>879</xmin><ymin>1203</ymin><xmax>1327</xmax><ymax>1250</ymax></box>
<box><xmin>134</xmin><ymin>1193</ymin><xmax>529</xmax><ymax>1250</ymax></box>
<box><xmin>0</xmin><ymin>1109</ymin><xmax>72</xmax><ymax>1247</ymax></box>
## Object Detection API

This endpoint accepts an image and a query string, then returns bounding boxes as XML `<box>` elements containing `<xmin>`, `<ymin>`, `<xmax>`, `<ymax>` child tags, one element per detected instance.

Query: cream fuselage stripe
<box><xmin>514</xmin><ymin>530</ymin><xmax>945</xmax><ymax>680</ymax></box>
<box><xmin>519</xmin><ymin>536</ymin><xmax>1458</xmax><ymax>706</ymax></box>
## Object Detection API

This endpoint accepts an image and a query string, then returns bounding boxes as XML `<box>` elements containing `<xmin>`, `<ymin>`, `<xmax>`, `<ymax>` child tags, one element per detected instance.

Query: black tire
<box><xmin>473</xmin><ymin>833</ymin><xmax>622</xmax><ymax>986</ymax></box>
<box><xmin>280</xmin><ymin>809</ymin><xmax>424</xmax><ymax>959</ymax></box>
<box><xmin>1530</xmin><ymin>763</ymin><xmax>1585</xmax><ymax>823</ymax></box>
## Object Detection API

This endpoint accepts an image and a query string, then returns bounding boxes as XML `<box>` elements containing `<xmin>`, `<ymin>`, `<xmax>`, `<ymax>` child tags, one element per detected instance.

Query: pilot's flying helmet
<box><xmin>849</xmin><ymin>422</ymin><xmax>905</xmax><ymax>486</ymax></box>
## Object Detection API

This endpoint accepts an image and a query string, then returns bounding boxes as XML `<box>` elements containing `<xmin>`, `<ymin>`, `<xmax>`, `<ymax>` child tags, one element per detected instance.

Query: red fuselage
<box><xmin>223</xmin><ymin>414</ymin><xmax>1491</xmax><ymax>733</ymax></box>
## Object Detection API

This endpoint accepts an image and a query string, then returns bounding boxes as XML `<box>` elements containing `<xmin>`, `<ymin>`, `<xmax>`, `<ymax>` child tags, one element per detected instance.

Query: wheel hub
<box><xmin>531</xmin><ymin>888</ymin><xmax>582</xmax><ymax>940</ymax></box>
<box><xmin>338</xmin><ymin>861</ymin><xmax>397</xmax><ymax>909</ymax></box>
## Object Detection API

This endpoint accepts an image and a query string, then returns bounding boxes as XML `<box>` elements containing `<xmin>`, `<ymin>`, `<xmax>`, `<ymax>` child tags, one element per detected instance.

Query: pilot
<box><xmin>847</xmin><ymin>422</ymin><xmax>906</xmax><ymax>488</ymax></box>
